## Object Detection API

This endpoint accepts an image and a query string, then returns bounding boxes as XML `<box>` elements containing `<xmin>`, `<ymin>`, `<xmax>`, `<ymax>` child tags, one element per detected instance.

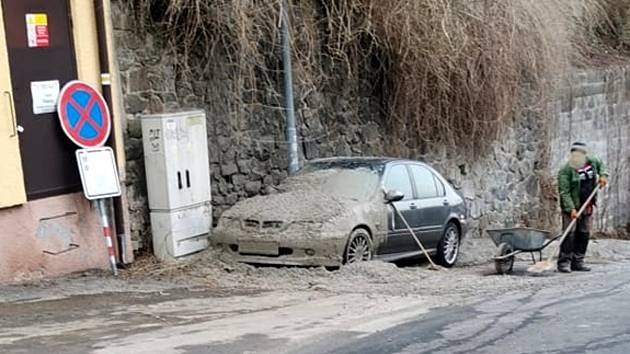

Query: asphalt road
<box><xmin>289</xmin><ymin>268</ymin><xmax>630</xmax><ymax>354</ymax></box>
<box><xmin>2</xmin><ymin>263</ymin><xmax>630</xmax><ymax>354</ymax></box>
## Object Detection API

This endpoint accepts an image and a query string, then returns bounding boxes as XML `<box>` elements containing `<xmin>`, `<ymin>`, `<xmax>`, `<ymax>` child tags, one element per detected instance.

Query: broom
<box><xmin>528</xmin><ymin>185</ymin><xmax>600</xmax><ymax>274</ymax></box>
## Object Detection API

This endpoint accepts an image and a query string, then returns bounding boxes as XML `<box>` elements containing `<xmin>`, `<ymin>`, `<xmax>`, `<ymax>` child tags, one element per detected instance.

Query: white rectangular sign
<box><xmin>76</xmin><ymin>147</ymin><xmax>122</xmax><ymax>200</ymax></box>
<box><xmin>30</xmin><ymin>80</ymin><xmax>59</xmax><ymax>114</ymax></box>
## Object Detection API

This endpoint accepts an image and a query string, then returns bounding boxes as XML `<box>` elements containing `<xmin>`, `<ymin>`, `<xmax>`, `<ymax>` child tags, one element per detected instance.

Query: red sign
<box><xmin>57</xmin><ymin>81</ymin><xmax>111</xmax><ymax>148</ymax></box>
<box><xmin>26</xmin><ymin>14</ymin><xmax>49</xmax><ymax>48</ymax></box>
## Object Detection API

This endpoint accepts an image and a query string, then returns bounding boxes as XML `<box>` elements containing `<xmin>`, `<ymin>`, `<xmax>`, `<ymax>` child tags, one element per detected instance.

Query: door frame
<box><xmin>0</xmin><ymin>2</ymin><xmax>26</xmax><ymax>207</ymax></box>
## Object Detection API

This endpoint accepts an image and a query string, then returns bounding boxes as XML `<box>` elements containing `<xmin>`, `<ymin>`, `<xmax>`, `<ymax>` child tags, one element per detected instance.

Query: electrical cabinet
<box><xmin>141</xmin><ymin>110</ymin><xmax>211</xmax><ymax>261</ymax></box>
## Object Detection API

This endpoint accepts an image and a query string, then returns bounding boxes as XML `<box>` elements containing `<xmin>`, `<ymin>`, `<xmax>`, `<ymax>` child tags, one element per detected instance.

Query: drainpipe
<box><xmin>94</xmin><ymin>0</ymin><xmax>128</xmax><ymax>264</ymax></box>
<box><xmin>281</xmin><ymin>0</ymin><xmax>299</xmax><ymax>175</ymax></box>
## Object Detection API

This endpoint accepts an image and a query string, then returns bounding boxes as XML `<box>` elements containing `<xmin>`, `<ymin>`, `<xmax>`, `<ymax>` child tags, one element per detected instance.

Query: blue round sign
<box><xmin>57</xmin><ymin>81</ymin><xmax>111</xmax><ymax>148</ymax></box>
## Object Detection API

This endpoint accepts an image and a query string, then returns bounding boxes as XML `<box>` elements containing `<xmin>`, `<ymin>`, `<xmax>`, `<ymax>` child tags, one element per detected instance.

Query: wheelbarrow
<box><xmin>487</xmin><ymin>228</ymin><xmax>561</xmax><ymax>274</ymax></box>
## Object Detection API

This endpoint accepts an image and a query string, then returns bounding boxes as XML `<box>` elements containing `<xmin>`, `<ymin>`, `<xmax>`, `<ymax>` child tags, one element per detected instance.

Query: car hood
<box><xmin>221</xmin><ymin>190</ymin><xmax>359</xmax><ymax>223</ymax></box>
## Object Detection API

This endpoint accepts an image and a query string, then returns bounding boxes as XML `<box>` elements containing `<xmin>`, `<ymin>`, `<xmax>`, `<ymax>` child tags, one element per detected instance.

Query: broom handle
<box><xmin>546</xmin><ymin>185</ymin><xmax>600</xmax><ymax>262</ymax></box>
<box><xmin>390</xmin><ymin>203</ymin><xmax>440</xmax><ymax>268</ymax></box>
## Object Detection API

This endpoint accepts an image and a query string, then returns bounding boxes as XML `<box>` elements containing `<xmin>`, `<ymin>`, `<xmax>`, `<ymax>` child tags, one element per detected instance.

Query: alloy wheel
<box><xmin>443</xmin><ymin>227</ymin><xmax>459</xmax><ymax>265</ymax></box>
<box><xmin>346</xmin><ymin>231</ymin><xmax>372</xmax><ymax>264</ymax></box>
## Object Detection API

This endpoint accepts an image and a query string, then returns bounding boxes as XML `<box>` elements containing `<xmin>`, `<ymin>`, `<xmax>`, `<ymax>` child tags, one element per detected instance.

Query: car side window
<box><xmin>409</xmin><ymin>165</ymin><xmax>439</xmax><ymax>199</ymax></box>
<box><xmin>433</xmin><ymin>174</ymin><xmax>446</xmax><ymax>196</ymax></box>
<box><xmin>384</xmin><ymin>165</ymin><xmax>413</xmax><ymax>200</ymax></box>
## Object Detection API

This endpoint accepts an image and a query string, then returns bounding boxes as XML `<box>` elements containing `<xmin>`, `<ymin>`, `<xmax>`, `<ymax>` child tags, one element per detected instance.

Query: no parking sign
<box><xmin>57</xmin><ymin>81</ymin><xmax>111</xmax><ymax>148</ymax></box>
<box><xmin>57</xmin><ymin>80</ymin><xmax>119</xmax><ymax>275</ymax></box>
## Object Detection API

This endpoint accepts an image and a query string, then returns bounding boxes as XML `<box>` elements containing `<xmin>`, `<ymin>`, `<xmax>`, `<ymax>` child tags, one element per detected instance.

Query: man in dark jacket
<box><xmin>557</xmin><ymin>142</ymin><xmax>608</xmax><ymax>273</ymax></box>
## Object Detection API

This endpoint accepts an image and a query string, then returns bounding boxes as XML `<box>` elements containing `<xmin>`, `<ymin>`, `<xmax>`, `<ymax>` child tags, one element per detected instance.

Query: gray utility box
<box><xmin>141</xmin><ymin>110</ymin><xmax>211</xmax><ymax>261</ymax></box>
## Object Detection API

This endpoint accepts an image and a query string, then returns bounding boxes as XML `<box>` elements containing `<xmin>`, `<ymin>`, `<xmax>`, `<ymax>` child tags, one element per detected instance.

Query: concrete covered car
<box><xmin>212</xmin><ymin>157</ymin><xmax>468</xmax><ymax>267</ymax></box>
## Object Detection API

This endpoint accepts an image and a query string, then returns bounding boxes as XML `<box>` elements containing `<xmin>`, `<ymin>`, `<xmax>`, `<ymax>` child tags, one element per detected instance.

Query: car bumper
<box><xmin>212</xmin><ymin>230</ymin><xmax>347</xmax><ymax>267</ymax></box>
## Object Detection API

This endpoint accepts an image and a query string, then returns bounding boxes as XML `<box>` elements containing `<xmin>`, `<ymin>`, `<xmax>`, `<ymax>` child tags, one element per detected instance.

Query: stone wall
<box><xmin>111</xmin><ymin>1</ymin><xmax>385</xmax><ymax>247</ymax></box>
<box><xmin>551</xmin><ymin>68</ymin><xmax>630</xmax><ymax>233</ymax></box>
<box><xmin>111</xmin><ymin>1</ymin><xmax>629</xmax><ymax>248</ymax></box>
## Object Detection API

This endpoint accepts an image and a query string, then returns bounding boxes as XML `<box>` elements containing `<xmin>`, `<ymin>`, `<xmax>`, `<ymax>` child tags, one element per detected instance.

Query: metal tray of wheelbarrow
<box><xmin>486</xmin><ymin>228</ymin><xmax>551</xmax><ymax>252</ymax></box>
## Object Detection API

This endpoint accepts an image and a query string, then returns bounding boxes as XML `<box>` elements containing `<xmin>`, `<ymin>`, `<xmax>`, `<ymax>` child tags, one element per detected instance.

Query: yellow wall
<box><xmin>0</xmin><ymin>4</ymin><xmax>26</xmax><ymax>208</ymax></box>
<box><xmin>103</xmin><ymin>0</ymin><xmax>127</xmax><ymax>173</ymax></box>
<box><xmin>70</xmin><ymin>0</ymin><xmax>101</xmax><ymax>88</ymax></box>
<box><xmin>70</xmin><ymin>0</ymin><xmax>125</xmax><ymax>170</ymax></box>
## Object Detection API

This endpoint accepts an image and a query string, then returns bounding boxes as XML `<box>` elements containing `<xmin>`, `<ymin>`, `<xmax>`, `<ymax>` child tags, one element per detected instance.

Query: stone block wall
<box><xmin>111</xmin><ymin>1</ymin><xmax>629</xmax><ymax>248</ymax></box>
<box><xmin>551</xmin><ymin>68</ymin><xmax>630</xmax><ymax>233</ymax></box>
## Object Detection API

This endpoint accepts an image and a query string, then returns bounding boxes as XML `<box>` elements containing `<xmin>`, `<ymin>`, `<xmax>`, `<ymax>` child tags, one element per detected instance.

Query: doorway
<box><xmin>2</xmin><ymin>0</ymin><xmax>80</xmax><ymax>200</ymax></box>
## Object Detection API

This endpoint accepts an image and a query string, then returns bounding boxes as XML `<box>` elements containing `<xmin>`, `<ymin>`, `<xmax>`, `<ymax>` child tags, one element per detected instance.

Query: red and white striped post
<box><xmin>96</xmin><ymin>198</ymin><xmax>118</xmax><ymax>276</ymax></box>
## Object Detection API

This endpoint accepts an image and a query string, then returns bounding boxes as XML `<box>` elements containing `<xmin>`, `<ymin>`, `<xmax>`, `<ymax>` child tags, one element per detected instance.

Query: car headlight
<box><xmin>218</xmin><ymin>216</ymin><xmax>240</xmax><ymax>229</ymax></box>
<box><xmin>289</xmin><ymin>221</ymin><xmax>324</xmax><ymax>235</ymax></box>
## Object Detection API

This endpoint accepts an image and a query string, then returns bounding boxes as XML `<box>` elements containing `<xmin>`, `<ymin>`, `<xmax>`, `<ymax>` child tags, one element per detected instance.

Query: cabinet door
<box><xmin>177</xmin><ymin>113</ymin><xmax>210</xmax><ymax>205</ymax></box>
<box><xmin>169</xmin><ymin>114</ymin><xmax>209</xmax><ymax>207</ymax></box>
<box><xmin>0</xmin><ymin>6</ymin><xmax>26</xmax><ymax>208</ymax></box>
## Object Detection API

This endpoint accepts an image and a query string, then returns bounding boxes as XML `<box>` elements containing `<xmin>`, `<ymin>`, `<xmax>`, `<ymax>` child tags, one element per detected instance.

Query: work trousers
<box><xmin>558</xmin><ymin>212</ymin><xmax>591</xmax><ymax>268</ymax></box>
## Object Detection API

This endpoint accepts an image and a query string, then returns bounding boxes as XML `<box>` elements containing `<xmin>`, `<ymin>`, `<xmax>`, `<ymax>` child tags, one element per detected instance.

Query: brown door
<box><xmin>2</xmin><ymin>0</ymin><xmax>80</xmax><ymax>200</ymax></box>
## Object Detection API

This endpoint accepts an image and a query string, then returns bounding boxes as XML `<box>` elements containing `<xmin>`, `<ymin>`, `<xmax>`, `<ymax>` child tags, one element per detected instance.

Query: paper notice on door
<box><xmin>26</xmin><ymin>14</ymin><xmax>49</xmax><ymax>48</ymax></box>
<box><xmin>31</xmin><ymin>80</ymin><xmax>60</xmax><ymax>114</ymax></box>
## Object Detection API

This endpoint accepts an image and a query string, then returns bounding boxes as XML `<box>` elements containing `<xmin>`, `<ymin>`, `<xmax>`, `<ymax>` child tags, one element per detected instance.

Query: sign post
<box><xmin>57</xmin><ymin>81</ymin><xmax>120</xmax><ymax>275</ymax></box>
<box><xmin>96</xmin><ymin>198</ymin><xmax>117</xmax><ymax>276</ymax></box>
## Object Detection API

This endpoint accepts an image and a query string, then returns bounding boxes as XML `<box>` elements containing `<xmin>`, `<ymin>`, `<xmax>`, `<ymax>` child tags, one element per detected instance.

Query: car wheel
<box><xmin>344</xmin><ymin>228</ymin><xmax>373</xmax><ymax>264</ymax></box>
<box><xmin>435</xmin><ymin>222</ymin><xmax>460</xmax><ymax>267</ymax></box>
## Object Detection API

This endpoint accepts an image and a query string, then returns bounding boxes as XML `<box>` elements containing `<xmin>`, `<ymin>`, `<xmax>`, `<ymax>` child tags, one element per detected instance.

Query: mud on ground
<box><xmin>3</xmin><ymin>238</ymin><xmax>630</xmax><ymax>304</ymax></box>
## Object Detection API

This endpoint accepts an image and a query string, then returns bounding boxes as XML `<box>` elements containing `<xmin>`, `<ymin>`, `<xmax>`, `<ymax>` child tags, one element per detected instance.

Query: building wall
<box><xmin>110</xmin><ymin>2</ymin><xmax>630</xmax><ymax>249</ymax></box>
<box><xmin>0</xmin><ymin>0</ymin><xmax>128</xmax><ymax>284</ymax></box>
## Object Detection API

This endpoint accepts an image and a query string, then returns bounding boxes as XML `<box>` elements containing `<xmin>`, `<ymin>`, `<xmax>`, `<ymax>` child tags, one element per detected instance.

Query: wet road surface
<box><xmin>289</xmin><ymin>266</ymin><xmax>630</xmax><ymax>354</ymax></box>
<box><xmin>1</xmin><ymin>263</ymin><xmax>629</xmax><ymax>354</ymax></box>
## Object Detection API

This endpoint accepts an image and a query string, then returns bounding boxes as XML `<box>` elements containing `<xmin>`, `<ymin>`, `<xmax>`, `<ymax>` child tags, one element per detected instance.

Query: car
<box><xmin>212</xmin><ymin>157</ymin><xmax>468</xmax><ymax>267</ymax></box>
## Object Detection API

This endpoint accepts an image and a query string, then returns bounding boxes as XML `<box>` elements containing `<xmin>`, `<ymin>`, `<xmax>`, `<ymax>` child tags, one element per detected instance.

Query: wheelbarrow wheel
<box><xmin>495</xmin><ymin>242</ymin><xmax>515</xmax><ymax>275</ymax></box>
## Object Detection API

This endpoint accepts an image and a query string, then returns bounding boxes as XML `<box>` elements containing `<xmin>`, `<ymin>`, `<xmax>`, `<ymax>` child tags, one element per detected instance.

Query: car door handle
<box><xmin>409</xmin><ymin>203</ymin><xmax>418</xmax><ymax>210</ymax></box>
<box><xmin>442</xmin><ymin>200</ymin><xmax>449</xmax><ymax>206</ymax></box>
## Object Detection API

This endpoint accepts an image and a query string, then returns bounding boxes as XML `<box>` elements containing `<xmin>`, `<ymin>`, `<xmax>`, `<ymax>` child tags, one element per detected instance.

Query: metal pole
<box><xmin>96</xmin><ymin>198</ymin><xmax>118</xmax><ymax>276</ymax></box>
<box><xmin>94</xmin><ymin>0</ymin><xmax>128</xmax><ymax>265</ymax></box>
<box><xmin>281</xmin><ymin>0</ymin><xmax>299</xmax><ymax>175</ymax></box>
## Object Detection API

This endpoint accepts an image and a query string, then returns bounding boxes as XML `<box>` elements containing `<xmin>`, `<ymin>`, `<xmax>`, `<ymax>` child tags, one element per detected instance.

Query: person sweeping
<box><xmin>556</xmin><ymin>142</ymin><xmax>608</xmax><ymax>273</ymax></box>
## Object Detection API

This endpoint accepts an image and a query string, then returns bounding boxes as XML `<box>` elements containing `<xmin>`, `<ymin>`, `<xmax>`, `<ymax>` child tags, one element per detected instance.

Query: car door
<box><xmin>380</xmin><ymin>163</ymin><xmax>418</xmax><ymax>255</ymax></box>
<box><xmin>408</xmin><ymin>164</ymin><xmax>450</xmax><ymax>248</ymax></box>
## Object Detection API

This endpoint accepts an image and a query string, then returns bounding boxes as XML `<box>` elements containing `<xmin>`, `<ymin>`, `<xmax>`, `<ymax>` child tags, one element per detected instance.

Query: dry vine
<box><xmin>130</xmin><ymin>0</ymin><xmax>630</xmax><ymax>154</ymax></box>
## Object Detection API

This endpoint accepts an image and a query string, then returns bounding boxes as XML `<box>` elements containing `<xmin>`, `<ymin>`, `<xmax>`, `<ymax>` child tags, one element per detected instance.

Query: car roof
<box><xmin>305</xmin><ymin>156</ymin><xmax>425</xmax><ymax>166</ymax></box>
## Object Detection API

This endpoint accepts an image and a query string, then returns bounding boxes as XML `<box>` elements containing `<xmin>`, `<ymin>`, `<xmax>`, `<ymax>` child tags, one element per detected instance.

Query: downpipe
<box><xmin>281</xmin><ymin>0</ymin><xmax>299</xmax><ymax>175</ymax></box>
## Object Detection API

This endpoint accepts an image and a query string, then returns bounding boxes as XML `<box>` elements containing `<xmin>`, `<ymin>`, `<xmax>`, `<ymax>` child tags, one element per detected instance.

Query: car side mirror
<box><xmin>384</xmin><ymin>189</ymin><xmax>404</xmax><ymax>203</ymax></box>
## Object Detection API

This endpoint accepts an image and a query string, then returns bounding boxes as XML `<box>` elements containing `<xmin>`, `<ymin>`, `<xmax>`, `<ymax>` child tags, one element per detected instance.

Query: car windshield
<box><xmin>277</xmin><ymin>168</ymin><xmax>380</xmax><ymax>201</ymax></box>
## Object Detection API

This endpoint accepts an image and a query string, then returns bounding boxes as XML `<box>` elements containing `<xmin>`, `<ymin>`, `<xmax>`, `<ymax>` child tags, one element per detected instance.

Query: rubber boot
<box><xmin>558</xmin><ymin>230</ymin><xmax>574</xmax><ymax>273</ymax></box>
<box><xmin>572</xmin><ymin>231</ymin><xmax>591</xmax><ymax>272</ymax></box>
<box><xmin>557</xmin><ymin>261</ymin><xmax>572</xmax><ymax>273</ymax></box>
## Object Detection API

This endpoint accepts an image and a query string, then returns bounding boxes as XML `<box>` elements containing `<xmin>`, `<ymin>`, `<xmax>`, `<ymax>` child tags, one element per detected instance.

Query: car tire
<box><xmin>435</xmin><ymin>222</ymin><xmax>460</xmax><ymax>267</ymax></box>
<box><xmin>343</xmin><ymin>228</ymin><xmax>373</xmax><ymax>264</ymax></box>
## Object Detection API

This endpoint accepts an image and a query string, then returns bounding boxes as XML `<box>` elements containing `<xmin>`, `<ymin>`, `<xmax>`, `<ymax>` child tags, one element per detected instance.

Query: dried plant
<box><xmin>130</xmin><ymin>0</ymin><xmax>630</xmax><ymax>154</ymax></box>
